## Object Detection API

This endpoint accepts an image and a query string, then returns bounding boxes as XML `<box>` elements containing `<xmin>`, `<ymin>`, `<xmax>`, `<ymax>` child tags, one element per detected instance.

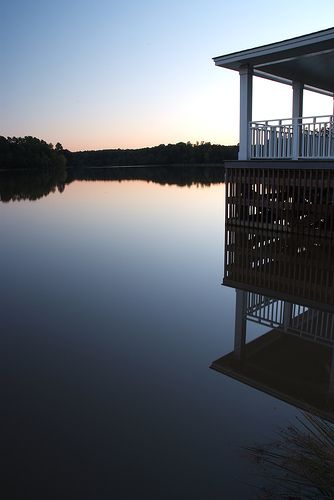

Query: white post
<box><xmin>239</xmin><ymin>65</ymin><xmax>253</xmax><ymax>160</ymax></box>
<box><xmin>234</xmin><ymin>289</ymin><xmax>247</xmax><ymax>360</ymax></box>
<box><xmin>292</xmin><ymin>81</ymin><xmax>303</xmax><ymax>160</ymax></box>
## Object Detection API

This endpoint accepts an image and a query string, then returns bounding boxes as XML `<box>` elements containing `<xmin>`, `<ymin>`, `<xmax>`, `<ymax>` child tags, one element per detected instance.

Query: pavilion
<box><xmin>214</xmin><ymin>28</ymin><xmax>334</xmax><ymax>161</ymax></box>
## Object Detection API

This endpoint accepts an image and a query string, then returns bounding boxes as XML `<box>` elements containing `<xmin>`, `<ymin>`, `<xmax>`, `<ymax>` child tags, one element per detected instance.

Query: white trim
<box><xmin>213</xmin><ymin>27</ymin><xmax>334</xmax><ymax>66</ymax></box>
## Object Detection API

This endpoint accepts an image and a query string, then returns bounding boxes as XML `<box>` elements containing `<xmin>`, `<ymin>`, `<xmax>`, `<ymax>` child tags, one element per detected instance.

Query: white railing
<box><xmin>249</xmin><ymin>115</ymin><xmax>334</xmax><ymax>159</ymax></box>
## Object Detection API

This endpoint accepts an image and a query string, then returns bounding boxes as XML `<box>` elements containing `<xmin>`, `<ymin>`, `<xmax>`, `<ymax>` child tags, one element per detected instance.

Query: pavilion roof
<box><xmin>213</xmin><ymin>28</ymin><xmax>334</xmax><ymax>96</ymax></box>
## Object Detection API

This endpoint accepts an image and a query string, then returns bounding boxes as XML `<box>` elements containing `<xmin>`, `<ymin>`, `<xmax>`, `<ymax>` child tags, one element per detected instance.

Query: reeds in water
<box><xmin>245</xmin><ymin>412</ymin><xmax>334</xmax><ymax>499</ymax></box>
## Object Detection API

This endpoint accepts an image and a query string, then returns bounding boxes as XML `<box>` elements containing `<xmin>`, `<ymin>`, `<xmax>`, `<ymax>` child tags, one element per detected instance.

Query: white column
<box><xmin>239</xmin><ymin>65</ymin><xmax>253</xmax><ymax>160</ymax></box>
<box><xmin>292</xmin><ymin>81</ymin><xmax>303</xmax><ymax>160</ymax></box>
<box><xmin>234</xmin><ymin>289</ymin><xmax>247</xmax><ymax>360</ymax></box>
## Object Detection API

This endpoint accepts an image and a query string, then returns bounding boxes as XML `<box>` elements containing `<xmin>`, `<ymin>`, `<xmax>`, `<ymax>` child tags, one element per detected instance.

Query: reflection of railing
<box><xmin>249</xmin><ymin>115</ymin><xmax>334</xmax><ymax>159</ymax></box>
<box><xmin>246</xmin><ymin>293</ymin><xmax>283</xmax><ymax>327</ymax></box>
<box><xmin>289</xmin><ymin>305</ymin><xmax>334</xmax><ymax>346</ymax></box>
<box><xmin>245</xmin><ymin>292</ymin><xmax>334</xmax><ymax>346</ymax></box>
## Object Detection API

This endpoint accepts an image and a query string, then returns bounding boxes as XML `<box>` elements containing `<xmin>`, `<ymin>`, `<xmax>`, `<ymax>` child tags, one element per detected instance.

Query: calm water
<box><xmin>1</xmin><ymin>168</ymin><xmax>301</xmax><ymax>499</ymax></box>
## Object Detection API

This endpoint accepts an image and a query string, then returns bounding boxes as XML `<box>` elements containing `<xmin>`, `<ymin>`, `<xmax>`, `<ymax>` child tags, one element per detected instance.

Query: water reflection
<box><xmin>2</xmin><ymin>167</ymin><xmax>331</xmax><ymax>496</ymax></box>
<box><xmin>212</xmin><ymin>226</ymin><xmax>334</xmax><ymax>421</ymax></box>
<box><xmin>0</xmin><ymin>169</ymin><xmax>67</xmax><ymax>202</ymax></box>
<box><xmin>66</xmin><ymin>165</ymin><xmax>226</xmax><ymax>187</ymax></box>
<box><xmin>212</xmin><ymin>224</ymin><xmax>334</xmax><ymax>495</ymax></box>
<box><xmin>0</xmin><ymin>165</ymin><xmax>226</xmax><ymax>202</ymax></box>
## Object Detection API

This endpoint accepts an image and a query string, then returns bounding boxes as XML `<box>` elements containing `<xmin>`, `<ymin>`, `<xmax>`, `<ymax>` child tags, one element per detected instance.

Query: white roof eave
<box><xmin>213</xmin><ymin>27</ymin><xmax>334</xmax><ymax>68</ymax></box>
<box><xmin>213</xmin><ymin>28</ymin><xmax>334</xmax><ymax>97</ymax></box>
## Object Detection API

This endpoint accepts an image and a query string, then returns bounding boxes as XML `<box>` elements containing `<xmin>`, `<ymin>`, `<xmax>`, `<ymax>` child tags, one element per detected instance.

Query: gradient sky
<box><xmin>1</xmin><ymin>0</ymin><xmax>333</xmax><ymax>151</ymax></box>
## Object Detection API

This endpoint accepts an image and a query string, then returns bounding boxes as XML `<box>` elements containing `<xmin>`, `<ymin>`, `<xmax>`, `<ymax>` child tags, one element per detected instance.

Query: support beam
<box><xmin>234</xmin><ymin>289</ymin><xmax>247</xmax><ymax>360</ymax></box>
<box><xmin>292</xmin><ymin>81</ymin><xmax>303</xmax><ymax>160</ymax></box>
<box><xmin>239</xmin><ymin>66</ymin><xmax>253</xmax><ymax>160</ymax></box>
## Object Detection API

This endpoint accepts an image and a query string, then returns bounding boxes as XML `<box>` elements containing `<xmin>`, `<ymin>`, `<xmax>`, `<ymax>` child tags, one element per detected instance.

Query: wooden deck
<box><xmin>225</xmin><ymin>163</ymin><xmax>334</xmax><ymax>237</ymax></box>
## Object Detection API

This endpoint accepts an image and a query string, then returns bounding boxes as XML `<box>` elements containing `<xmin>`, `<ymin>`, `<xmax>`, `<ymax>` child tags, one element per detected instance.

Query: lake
<box><xmin>1</xmin><ymin>166</ymin><xmax>327</xmax><ymax>499</ymax></box>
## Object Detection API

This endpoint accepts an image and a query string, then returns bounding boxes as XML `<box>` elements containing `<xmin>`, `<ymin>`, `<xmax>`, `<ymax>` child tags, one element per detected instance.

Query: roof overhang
<box><xmin>213</xmin><ymin>28</ymin><xmax>334</xmax><ymax>97</ymax></box>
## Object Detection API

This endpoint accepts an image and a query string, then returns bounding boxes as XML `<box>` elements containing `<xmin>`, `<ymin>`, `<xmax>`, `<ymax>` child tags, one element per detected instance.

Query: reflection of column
<box><xmin>329</xmin><ymin>347</ymin><xmax>334</xmax><ymax>398</ymax></box>
<box><xmin>234</xmin><ymin>289</ymin><xmax>247</xmax><ymax>360</ymax></box>
<box><xmin>283</xmin><ymin>301</ymin><xmax>293</xmax><ymax>330</ymax></box>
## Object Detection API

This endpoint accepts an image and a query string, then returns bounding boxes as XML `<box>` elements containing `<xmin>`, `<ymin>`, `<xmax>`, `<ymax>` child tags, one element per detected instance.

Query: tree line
<box><xmin>64</xmin><ymin>141</ymin><xmax>238</xmax><ymax>167</ymax></box>
<box><xmin>0</xmin><ymin>137</ymin><xmax>238</xmax><ymax>170</ymax></box>
<box><xmin>0</xmin><ymin>136</ymin><xmax>67</xmax><ymax>170</ymax></box>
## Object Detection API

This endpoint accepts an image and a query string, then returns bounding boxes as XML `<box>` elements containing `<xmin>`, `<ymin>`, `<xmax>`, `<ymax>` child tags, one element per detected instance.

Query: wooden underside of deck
<box><xmin>225</xmin><ymin>160</ymin><xmax>334</xmax><ymax>169</ymax></box>
<box><xmin>225</xmin><ymin>165</ymin><xmax>334</xmax><ymax>237</ymax></box>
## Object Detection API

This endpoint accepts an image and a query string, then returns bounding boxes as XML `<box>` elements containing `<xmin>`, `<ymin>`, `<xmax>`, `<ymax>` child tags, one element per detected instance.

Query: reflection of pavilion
<box><xmin>212</xmin><ymin>226</ymin><xmax>334</xmax><ymax>422</ymax></box>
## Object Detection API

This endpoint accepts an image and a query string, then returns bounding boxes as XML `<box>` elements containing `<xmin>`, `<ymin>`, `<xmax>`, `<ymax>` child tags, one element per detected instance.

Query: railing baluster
<box><xmin>307</xmin><ymin>124</ymin><xmax>310</xmax><ymax>157</ymax></box>
<box><xmin>313</xmin><ymin>116</ymin><xmax>317</xmax><ymax>157</ymax></box>
<box><xmin>329</xmin><ymin>118</ymin><xmax>333</xmax><ymax>158</ymax></box>
<box><xmin>322</xmin><ymin>121</ymin><xmax>326</xmax><ymax>157</ymax></box>
<box><xmin>249</xmin><ymin>114</ymin><xmax>333</xmax><ymax>159</ymax></box>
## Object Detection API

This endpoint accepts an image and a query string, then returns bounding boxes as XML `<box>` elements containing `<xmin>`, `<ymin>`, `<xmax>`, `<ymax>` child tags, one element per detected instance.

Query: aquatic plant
<box><xmin>245</xmin><ymin>412</ymin><xmax>334</xmax><ymax>499</ymax></box>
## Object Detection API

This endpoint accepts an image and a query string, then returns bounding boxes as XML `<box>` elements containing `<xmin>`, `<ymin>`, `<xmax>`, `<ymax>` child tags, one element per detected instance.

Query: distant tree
<box><xmin>0</xmin><ymin>136</ymin><xmax>67</xmax><ymax>170</ymax></box>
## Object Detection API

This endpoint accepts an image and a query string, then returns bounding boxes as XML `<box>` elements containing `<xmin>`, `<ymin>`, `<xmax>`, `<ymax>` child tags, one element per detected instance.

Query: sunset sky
<box><xmin>1</xmin><ymin>0</ymin><xmax>333</xmax><ymax>151</ymax></box>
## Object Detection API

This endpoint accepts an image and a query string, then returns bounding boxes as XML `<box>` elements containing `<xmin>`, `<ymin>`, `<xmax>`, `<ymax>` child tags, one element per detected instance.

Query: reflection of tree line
<box><xmin>67</xmin><ymin>164</ymin><xmax>226</xmax><ymax>187</ymax></box>
<box><xmin>0</xmin><ymin>165</ymin><xmax>226</xmax><ymax>202</ymax></box>
<box><xmin>0</xmin><ymin>169</ymin><xmax>67</xmax><ymax>202</ymax></box>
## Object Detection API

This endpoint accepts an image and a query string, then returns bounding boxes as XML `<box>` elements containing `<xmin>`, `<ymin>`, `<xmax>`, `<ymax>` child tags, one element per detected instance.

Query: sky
<box><xmin>1</xmin><ymin>0</ymin><xmax>333</xmax><ymax>151</ymax></box>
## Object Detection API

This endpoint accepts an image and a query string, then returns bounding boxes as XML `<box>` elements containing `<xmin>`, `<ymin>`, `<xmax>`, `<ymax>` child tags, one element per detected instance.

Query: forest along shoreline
<box><xmin>0</xmin><ymin>136</ymin><xmax>237</xmax><ymax>171</ymax></box>
<box><xmin>0</xmin><ymin>136</ymin><xmax>234</xmax><ymax>201</ymax></box>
